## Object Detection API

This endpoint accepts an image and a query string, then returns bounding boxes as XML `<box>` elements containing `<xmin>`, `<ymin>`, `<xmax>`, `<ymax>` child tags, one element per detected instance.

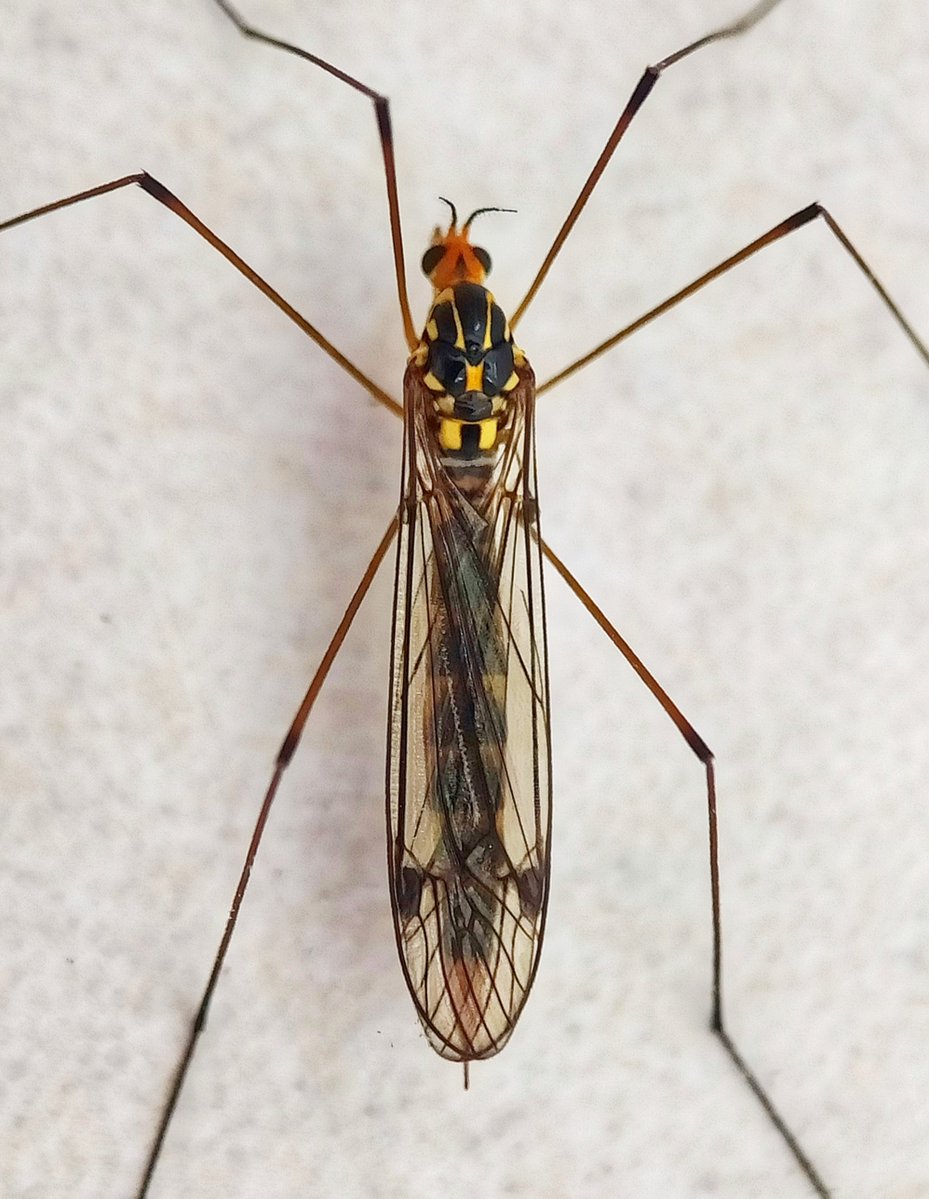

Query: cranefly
<box><xmin>3</xmin><ymin>1</ymin><xmax>928</xmax><ymax>1196</ymax></box>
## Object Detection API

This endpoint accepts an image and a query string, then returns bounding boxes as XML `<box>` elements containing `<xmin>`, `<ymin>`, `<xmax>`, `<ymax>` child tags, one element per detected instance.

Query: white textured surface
<box><xmin>3</xmin><ymin>2</ymin><xmax>929</xmax><ymax>1197</ymax></box>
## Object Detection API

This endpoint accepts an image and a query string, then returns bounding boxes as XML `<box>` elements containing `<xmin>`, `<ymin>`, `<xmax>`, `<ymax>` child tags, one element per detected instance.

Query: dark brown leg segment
<box><xmin>133</xmin><ymin>516</ymin><xmax>397</xmax><ymax>1199</ymax></box>
<box><xmin>539</xmin><ymin>203</ymin><xmax>929</xmax><ymax>395</ymax></box>
<box><xmin>0</xmin><ymin>173</ymin><xmax>402</xmax><ymax>417</ymax></box>
<box><xmin>540</xmin><ymin>536</ymin><xmax>830</xmax><ymax>1199</ymax></box>
<box><xmin>209</xmin><ymin>0</ymin><xmax>417</xmax><ymax>350</ymax></box>
<box><xmin>512</xmin><ymin>0</ymin><xmax>789</xmax><ymax>327</ymax></box>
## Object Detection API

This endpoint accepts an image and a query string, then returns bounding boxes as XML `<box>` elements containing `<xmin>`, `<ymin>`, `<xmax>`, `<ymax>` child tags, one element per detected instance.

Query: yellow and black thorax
<box><xmin>408</xmin><ymin>204</ymin><xmax>526</xmax><ymax>462</ymax></box>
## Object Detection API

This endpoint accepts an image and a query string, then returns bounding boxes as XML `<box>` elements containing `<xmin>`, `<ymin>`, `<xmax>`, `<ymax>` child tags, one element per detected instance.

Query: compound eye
<box><xmin>421</xmin><ymin>245</ymin><xmax>445</xmax><ymax>276</ymax></box>
<box><xmin>472</xmin><ymin>246</ymin><xmax>492</xmax><ymax>275</ymax></box>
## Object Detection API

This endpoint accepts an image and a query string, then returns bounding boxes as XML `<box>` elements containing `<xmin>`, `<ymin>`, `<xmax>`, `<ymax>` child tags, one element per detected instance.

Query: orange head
<box><xmin>420</xmin><ymin>198</ymin><xmax>514</xmax><ymax>293</ymax></box>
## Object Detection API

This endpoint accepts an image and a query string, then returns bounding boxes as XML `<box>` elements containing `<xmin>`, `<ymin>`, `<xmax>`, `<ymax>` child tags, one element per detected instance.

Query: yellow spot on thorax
<box><xmin>439</xmin><ymin>418</ymin><xmax>499</xmax><ymax>452</ymax></box>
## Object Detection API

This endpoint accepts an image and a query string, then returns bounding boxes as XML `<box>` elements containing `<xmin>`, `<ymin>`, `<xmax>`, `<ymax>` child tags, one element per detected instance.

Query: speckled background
<box><xmin>3</xmin><ymin>2</ymin><xmax>929</xmax><ymax>1197</ymax></box>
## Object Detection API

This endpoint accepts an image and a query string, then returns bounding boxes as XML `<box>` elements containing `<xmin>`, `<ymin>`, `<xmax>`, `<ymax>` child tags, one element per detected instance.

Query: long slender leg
<box><xmin>511</xmin><ymin>0</ymin><xmax>787</xmax><ymax>326</ymax></box>
<box><xmin>540</xmin><ymin>536</ymin><xmax>830</xmax><ymax>1199</ymax></box>
<box><xmin>538</xmin><ymin>203</ymin><xmax>929</xmax><ymax>395</ymax></box>
<box><xmin>0</xmin><ymin>174</ymin><xmax>403</xmax><ymax>418</ymax></box>
<box><xmin>134</xmin><ymin>516</ymin><xmax>397</xmax><ymax>1199</ymax></box>
<box><xmin>209</xmin><ymin>0</ymin><xmax>417</xmax><ymax>351</ymax></box>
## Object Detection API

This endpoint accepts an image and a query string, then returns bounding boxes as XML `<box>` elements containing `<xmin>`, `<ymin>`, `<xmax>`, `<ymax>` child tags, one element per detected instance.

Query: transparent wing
<box><xmin>386</xmin><ymin>363</ymin><xmax>552</xmax><ymax>1061</ymax></box>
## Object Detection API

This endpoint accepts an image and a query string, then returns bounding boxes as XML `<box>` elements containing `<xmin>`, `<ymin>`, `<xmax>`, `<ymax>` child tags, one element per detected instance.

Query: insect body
<box><xmin>389</xmin><ymin>208</ymin><xmax>550</xmax><ymax>1060</ymax></box>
